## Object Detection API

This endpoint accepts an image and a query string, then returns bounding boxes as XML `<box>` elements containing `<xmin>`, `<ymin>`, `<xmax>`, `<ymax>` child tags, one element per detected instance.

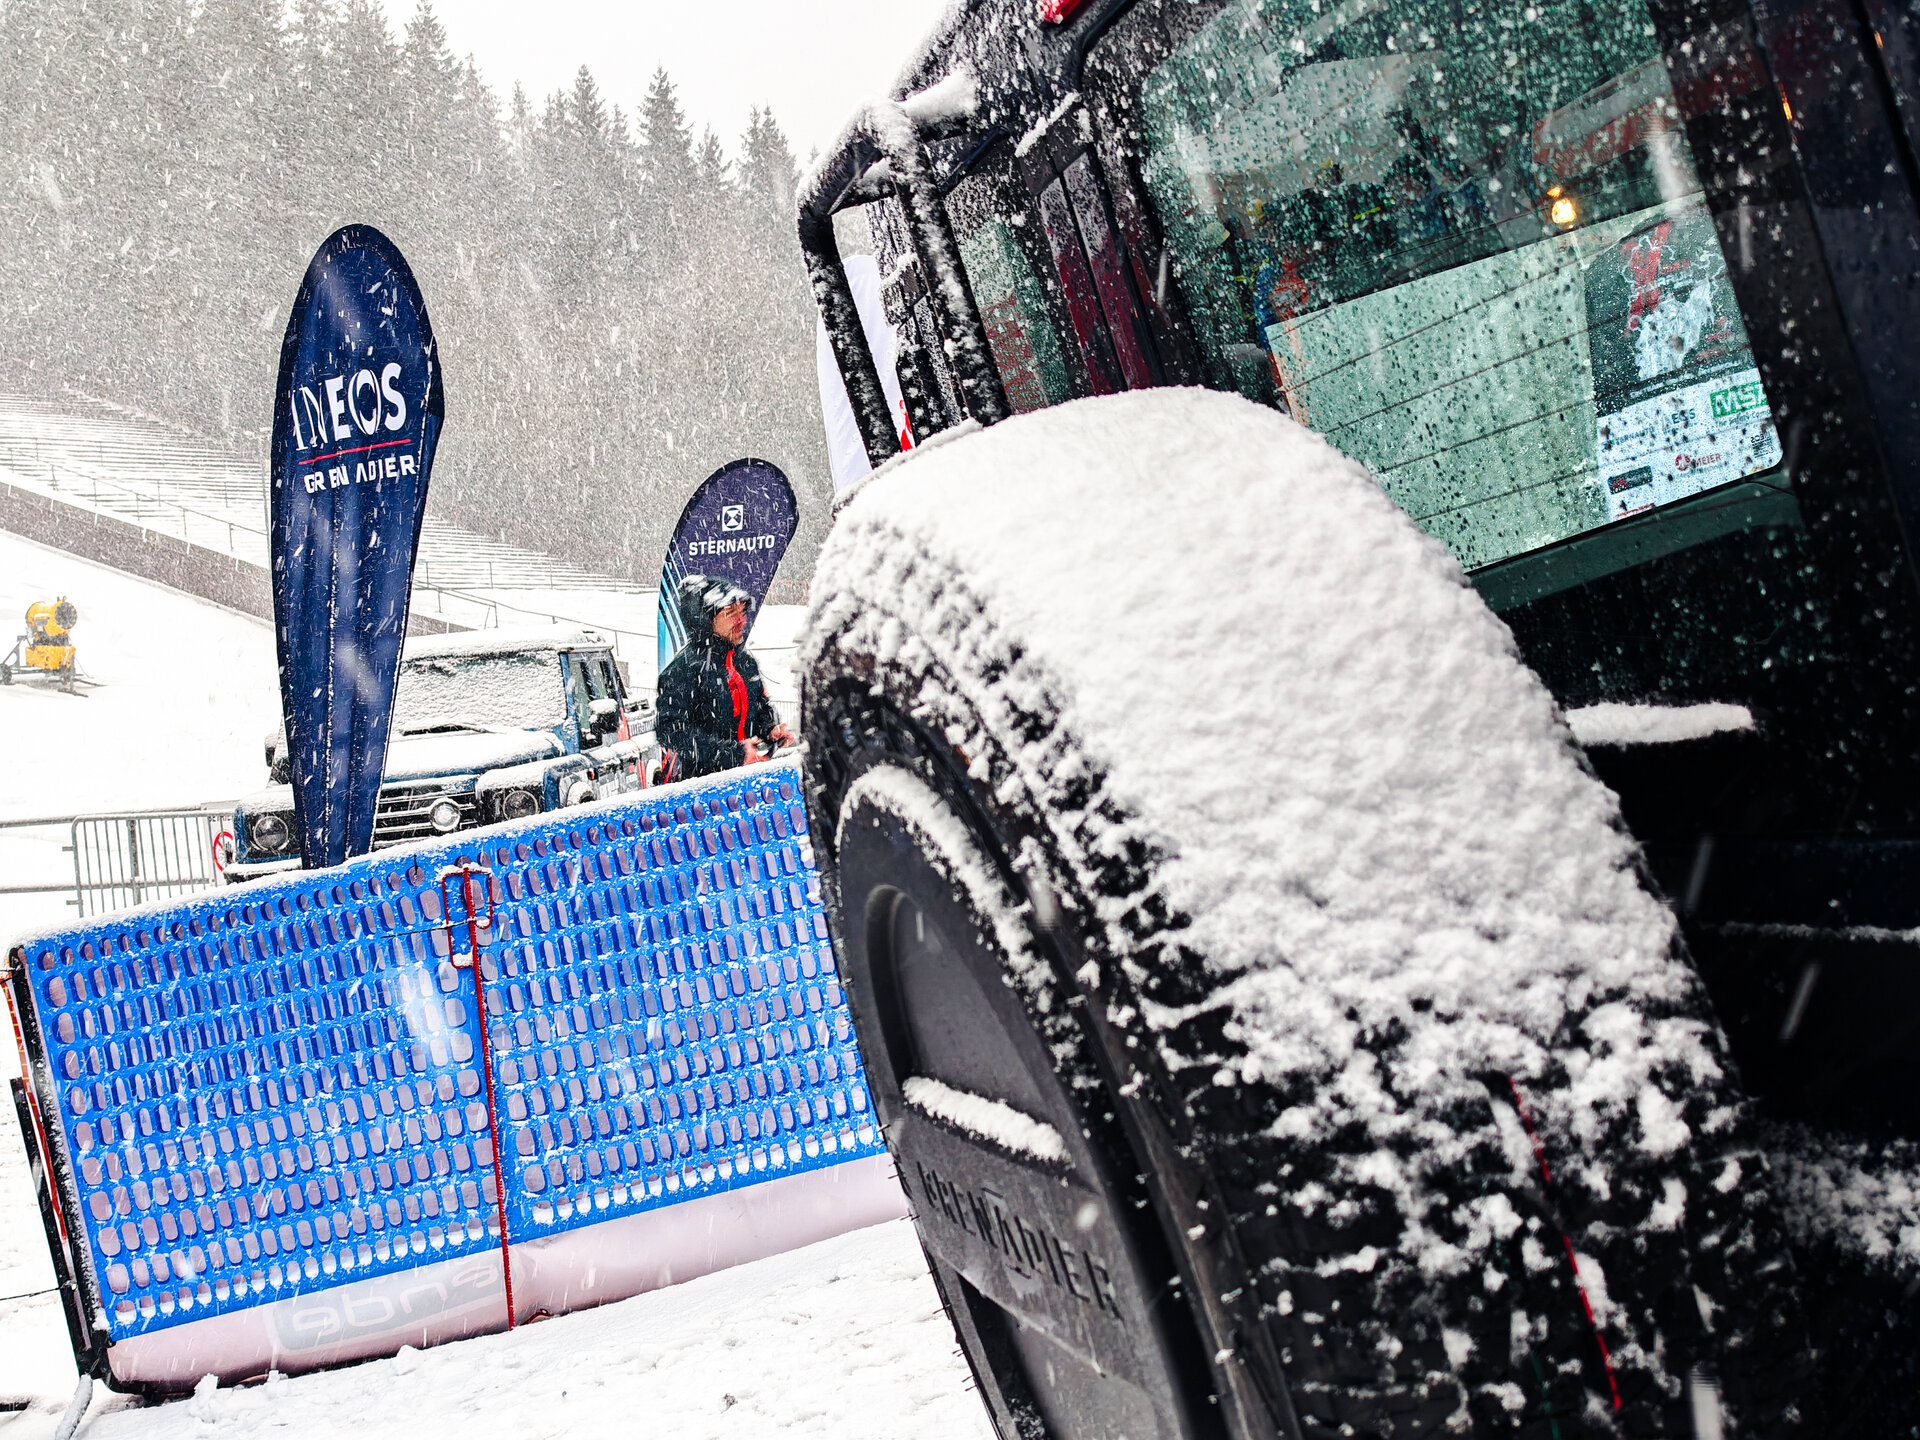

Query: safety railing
<box><xmin>0</xmin><ymin>430</ymin><xmax>635</xmax><ymax>593</ymax></box>
<box><xmin>0</xmin><ymin>807</ymin><xmax>235</xmax><ymax>917</ymax></box>
<box><xmin>70</xmin><ymin>811</ymin><xmax>233</xmax><ymax>917</ymax></box>
<box><xmin>0</xmin><ymin>443</ymin><xmax>656</xmax><ymax>654</ymax></box>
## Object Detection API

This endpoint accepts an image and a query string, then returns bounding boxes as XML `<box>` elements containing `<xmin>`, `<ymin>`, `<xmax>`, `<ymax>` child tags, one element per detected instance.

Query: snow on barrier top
<box><xmin>4</xmin><ymin>759</ymin><xmax>883</xmax><ymax>1382</ymax></box>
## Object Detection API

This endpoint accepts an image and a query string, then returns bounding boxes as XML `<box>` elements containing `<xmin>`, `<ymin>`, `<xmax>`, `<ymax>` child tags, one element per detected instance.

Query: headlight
<box><xmin>499</xmin><ymin>788</ymin><xmax>540</xmax><ymax>821</ymax></box>
<box><xmin>428</xmin><ymin>799</ymin><xmax>463</xmax><ymax>833</ymax></box>
<box><xmin>251</xmin><ymin>812</ymin><xmax>290</xmax><ymax>855</ymax></box>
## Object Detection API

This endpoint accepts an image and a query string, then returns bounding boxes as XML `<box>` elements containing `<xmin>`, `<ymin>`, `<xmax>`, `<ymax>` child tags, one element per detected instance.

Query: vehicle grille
<box><xmin>372</xmin><ymin>780</ymin><xmax>478</xmax><ymax>847</ymax></box>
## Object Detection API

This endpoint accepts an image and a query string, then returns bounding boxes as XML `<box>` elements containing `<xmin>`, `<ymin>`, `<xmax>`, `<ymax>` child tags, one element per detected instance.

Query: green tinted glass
<box><xmin>1131</xmin><ymin>0</ymin><xmax>1783</xmax><ymax>571</ymax></box>
<box><xmin>958</xmin><ymin>220</ymin><xmax>1075</xmax><ymax>414</ymax></box>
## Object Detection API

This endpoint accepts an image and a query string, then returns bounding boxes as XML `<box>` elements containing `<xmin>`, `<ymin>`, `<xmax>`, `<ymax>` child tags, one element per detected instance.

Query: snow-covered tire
<box><xmin>802</xmin><ymin>391</ymin><xmax>1810</xmax><ymax>1439</ymax></box>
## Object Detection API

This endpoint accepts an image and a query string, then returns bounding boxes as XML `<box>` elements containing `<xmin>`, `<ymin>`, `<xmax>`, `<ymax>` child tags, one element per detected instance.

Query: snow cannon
<box><xmin>1</xmin><ymin>597</ymin><xmax>80</xmax><ymax>692</ymax></box>
<box><xmin>27</xmin><ymin>598</ymin><xmax>78</xmax><ymax>648</ymax></box>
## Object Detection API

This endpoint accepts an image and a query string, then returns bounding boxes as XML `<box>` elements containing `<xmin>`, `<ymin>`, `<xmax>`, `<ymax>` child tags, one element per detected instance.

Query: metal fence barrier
<box><xmin>4</xmin><ymin>759</ymin><xmax>894</xmax><ymax>1390</ymax></box>
<box><xmin>0</xmin><ymin>808</ymin><xmax>232</xmax><ymax>917</ymax></box>
<box><xmin>70</xmin><ymin>811</ymin><xmax>231</xmax><ymax>917</ymax></box>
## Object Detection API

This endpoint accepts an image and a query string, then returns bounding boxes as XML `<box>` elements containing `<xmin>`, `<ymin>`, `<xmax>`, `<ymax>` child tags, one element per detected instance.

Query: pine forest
<box><xmin>0</xmin><ymin>0</ymin><xmax>835</xmax><ymax>588</ymax></box>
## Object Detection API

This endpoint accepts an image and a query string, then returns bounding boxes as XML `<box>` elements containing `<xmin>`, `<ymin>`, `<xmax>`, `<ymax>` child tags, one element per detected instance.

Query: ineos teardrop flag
<box><xmin>270</xmin><ymin>225</ymin><xmax>444</xmax><ymax>869</ymax></box>
<box><xmin>656</xmin><ymin>459</ymin><xmax>798</xmax><ymax>675</ymax></box>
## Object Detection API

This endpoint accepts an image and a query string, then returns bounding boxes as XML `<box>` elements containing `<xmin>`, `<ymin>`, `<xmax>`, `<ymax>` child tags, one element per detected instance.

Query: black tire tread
<box><xmin>804</xmin><ymin>520</ymin><xmax>1811</xmax><ymax>1439</ymax></box>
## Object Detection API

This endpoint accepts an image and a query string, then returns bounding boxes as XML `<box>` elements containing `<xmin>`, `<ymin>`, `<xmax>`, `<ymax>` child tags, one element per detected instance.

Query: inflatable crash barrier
<box><xmin>3</xmin><ymin>759</ymin><xmax>903</xmax><ymax>1392</ymax></box>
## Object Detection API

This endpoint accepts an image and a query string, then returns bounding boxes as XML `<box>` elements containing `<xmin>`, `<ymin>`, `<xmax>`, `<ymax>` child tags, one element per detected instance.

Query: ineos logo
<box><xmin>721</xmin><ymin>505</ymin><xmax>744</xmax><ymax>532</ymax></box>
<box><xmin>288</xmin><ymin>363</ymin><xmax>409</xmax><ymax>450</ymax></box>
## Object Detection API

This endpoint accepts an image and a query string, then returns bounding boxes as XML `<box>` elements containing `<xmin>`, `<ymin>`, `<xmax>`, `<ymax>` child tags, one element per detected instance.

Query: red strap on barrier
<box><xmin>440</xmin><ymin>865</ymin><xmax>516</xmax><ymax>1329</ymax></box>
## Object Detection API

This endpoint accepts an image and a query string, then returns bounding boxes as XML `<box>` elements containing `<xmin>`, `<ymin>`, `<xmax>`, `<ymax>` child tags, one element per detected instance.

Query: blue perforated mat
<box><xmin>7</xmin><ymin>762</ymin><xmax>880</xmax><ymax>1343</ymax></box>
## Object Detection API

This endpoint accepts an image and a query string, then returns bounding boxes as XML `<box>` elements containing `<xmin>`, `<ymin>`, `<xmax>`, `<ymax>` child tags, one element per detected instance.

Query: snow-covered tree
<box><xmin>0</xmin><ymin>0</ymin><xmax>833</xmax><ymax>590</ymax></box>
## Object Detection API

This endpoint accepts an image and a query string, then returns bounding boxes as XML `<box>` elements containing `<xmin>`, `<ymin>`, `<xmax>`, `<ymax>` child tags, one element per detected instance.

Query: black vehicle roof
<box><xmin>869</xmin><ymin>0</ymin><xmax>1089</xmax><ymax>174</ymax></box>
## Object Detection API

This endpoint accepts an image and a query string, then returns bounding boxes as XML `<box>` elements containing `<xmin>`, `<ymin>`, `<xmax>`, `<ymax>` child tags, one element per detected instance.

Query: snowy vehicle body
<box><xmin>226</xmin><ymin>629</ymin><xmax>654</xmax><ymax>879</ymax></box>
<box><xmin>799</xmin><ymin>0</ymin><xmax>1920</xmax><ymax>1435</ymax></box>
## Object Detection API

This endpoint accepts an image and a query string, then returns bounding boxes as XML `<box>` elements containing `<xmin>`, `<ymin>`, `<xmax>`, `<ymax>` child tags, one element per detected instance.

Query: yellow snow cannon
<box><xmin>2</xmin><ymin>598</ymin><xmax>80</xmax><ymax>692</ymax></box>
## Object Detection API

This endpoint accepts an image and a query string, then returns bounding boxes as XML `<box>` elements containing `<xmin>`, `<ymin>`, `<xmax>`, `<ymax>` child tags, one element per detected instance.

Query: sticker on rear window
<box><xmin>1587</xmin><ymin>205</ymin><xmax>1782</xmax><ymax>520</ymax></box>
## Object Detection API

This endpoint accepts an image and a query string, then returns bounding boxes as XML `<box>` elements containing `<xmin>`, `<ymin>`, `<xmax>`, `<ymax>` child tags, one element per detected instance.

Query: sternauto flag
<box><xmin>655</xmin><ymin>458</ymin><xmax>799</xmax><ymax>676</ymax></box>
<box><xmin>269</xmin><ymin>225</ymin><xmax>443</xmax><ymax>869</ymax></box>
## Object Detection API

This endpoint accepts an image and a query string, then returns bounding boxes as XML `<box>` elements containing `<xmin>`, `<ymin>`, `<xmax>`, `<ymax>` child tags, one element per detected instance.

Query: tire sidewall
<box><xmin>807</xmin><ymin>677</ymin><xmax>1297</xmax><ymax>1440</ymax></box>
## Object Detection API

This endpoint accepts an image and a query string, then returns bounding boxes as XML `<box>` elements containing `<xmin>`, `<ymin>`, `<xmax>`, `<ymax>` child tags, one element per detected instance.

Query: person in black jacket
<box><xmin>655</xmin><ymin>574</ymin><xmax>792</xmax><ymax>779</ymax></box>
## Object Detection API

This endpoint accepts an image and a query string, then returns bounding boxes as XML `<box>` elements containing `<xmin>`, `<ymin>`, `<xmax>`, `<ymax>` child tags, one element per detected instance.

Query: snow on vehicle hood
<box><xmin>383</xmin><ymin>728</ymin><xmax>562</xmax><ymax>782</ymax></box>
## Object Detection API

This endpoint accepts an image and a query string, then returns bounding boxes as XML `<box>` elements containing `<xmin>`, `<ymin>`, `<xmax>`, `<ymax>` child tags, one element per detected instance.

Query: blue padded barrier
<box><xmin>6</xmin><ymin>761</ymin><xmax>882</xmax><ymax>1349</ymax></box>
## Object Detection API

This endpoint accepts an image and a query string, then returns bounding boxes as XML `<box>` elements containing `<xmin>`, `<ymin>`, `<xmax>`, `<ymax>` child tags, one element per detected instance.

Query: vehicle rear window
<box><xmin>1096</xmin><ymin>0</ymin><xmax>1785</xmax><ymax>573</ymax></box>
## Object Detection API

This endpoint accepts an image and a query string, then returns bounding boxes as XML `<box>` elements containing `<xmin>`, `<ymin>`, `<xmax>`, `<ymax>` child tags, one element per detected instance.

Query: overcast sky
<box><xmin>376</xmin><ymin>1</ymin><xmax>955</xmax><ymax>163</ymax></box>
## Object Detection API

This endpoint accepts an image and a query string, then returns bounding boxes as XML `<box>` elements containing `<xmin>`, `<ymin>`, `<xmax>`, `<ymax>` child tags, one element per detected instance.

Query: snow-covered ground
<box><xmin>70</xmin><ymin>1217</ymin><xmax>982</xmax><ymax>1440</ymax></box>
<box><xmin>0</xmin><ymin>1118</ymin><xmax>982</xmax><ymax>1437</ymax></box>
<box><xmin>0</xmin><ymin>1095</ymin><xmax>82</xmax><ymax>1415</ymax></box>
<box><xmin>0</xmin><ymin>532</ymin><xmax>976</xmax><ymax>1438</ymax></box>
<box><xmin>0</xmin><ymin>532</ymin><xmax>282</xmax><ymax>946</ymax></box>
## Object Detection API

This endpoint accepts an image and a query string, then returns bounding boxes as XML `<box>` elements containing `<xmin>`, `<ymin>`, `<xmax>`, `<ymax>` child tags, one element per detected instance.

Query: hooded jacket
<box><xmin>655</xmin><ymin>575</ymin><xmax>781</xmax><ymax>778</ymax></box>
